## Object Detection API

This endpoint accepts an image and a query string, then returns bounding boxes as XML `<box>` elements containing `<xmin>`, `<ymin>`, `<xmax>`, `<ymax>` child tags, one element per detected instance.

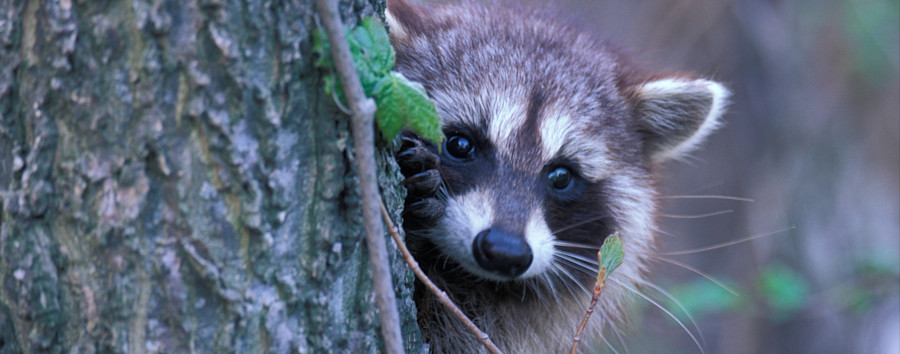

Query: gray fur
<box><xmin>388</xmin><ymin>1</ymin><xmax>729</xmax><ymax>352</ymax></box>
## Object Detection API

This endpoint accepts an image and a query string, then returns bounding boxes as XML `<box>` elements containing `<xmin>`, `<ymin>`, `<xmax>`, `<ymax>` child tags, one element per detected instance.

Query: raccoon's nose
<box><xmin>473</xmin><ymin>229</ymin><xmax>533</xmax><ymax>278</ymax></box>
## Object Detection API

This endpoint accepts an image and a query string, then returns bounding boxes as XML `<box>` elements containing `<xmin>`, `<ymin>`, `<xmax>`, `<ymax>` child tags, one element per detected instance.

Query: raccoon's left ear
<box><xmin>631</xmin><ymin>78</ymin><xmax>730</xmax><ymax>162</ymax></box>
<box><xmin>385</xmin><ymin>0</ymin><xmax>426</xmax><ymax>43</ymax></box>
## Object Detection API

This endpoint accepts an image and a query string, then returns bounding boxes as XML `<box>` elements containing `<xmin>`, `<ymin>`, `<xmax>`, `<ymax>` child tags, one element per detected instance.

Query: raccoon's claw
<box><xmin>401</xmin><ymin>170</ymin><xmax>442</xmax><ymax>197</ymax></box>
<box><xmin>400</xmin><ymin>135</ymin><xmax>420</xmax><ymax>149</ymax></box>
<box><xmin>403</xmin><ymin>198</ymin><xmax>445</xmax><ymax>227</ymax></box>
<box><xmin>396</xmin><ymin>132</ymin><xmax>440</xmax><ymax>177</ymax></box>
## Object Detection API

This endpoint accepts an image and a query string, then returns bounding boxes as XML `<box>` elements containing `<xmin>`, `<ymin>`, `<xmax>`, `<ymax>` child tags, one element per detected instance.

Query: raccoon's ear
<box><xmin>385</xmin><ymin>0</ymin><xmax>426</xmax><ymax>43</ymax></box>
<box><xmin>631</xmin><ymin>78</ymin><xmax>730</xmax><ymax>162</ymax></box>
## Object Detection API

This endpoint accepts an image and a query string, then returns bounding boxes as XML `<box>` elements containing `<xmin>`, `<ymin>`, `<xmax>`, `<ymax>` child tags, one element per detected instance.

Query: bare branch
<box><xmin>315</xmin><ymin>1</ymin><xmax>404</xmax><ymax>353</ymax></box>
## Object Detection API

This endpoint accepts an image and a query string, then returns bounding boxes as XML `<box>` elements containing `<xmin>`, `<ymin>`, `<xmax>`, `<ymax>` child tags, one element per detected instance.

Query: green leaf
<box><xmin>312</xmin><ymin>29</ymin><xmax>333</xmax><ymax>69</ymax></box>
<box><xmin>372</xmin><ymin>72</ymin><xmax>443</xmax><ymax>144</ymax></box>
<box><xmin>667</xmin><ymin>278</ymin><xmax>743</xmax><ymax>322</ymax></box>
<box><xmin>312</xmin><ymin>29</ymin><xmax>341</xmax><ymax>99</ymax></box>
<box><xmin>322</xmin><ymin>74</ymin><xmax>338</xmax><ymax>99</ymax></box>
<box><xmin>346</xmin><ymin>17</ymin><xmax>396</xmax><ymax>93</ymax></box>
<box><xmin>313</xmin><ymin>17</ymin><xmax>443</xmax><ymax>144</ymax></box>
<box><xmin>352</xmin><ymin>17</ymin><xmax>395</xmax><ymax>76</ymax></box>
<box><xmin>757</xmin><ymin>263</ymin><xmax>809</xmax><ymax>322</ymax></box>
<box><xmin>598</xmin><ymin>232</ymin><xmax>625</xmax><ymax>281</ymax></box>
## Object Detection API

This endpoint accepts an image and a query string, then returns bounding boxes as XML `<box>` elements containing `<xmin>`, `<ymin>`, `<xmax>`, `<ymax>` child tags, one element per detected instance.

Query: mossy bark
<box><xmin>0</xmin><ymin>0</ymin><xmax>421</xmax><ymax>352</ymax></box>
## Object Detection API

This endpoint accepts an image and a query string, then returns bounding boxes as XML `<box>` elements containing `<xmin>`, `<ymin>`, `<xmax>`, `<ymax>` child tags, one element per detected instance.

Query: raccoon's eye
<box><xmin>547</xmin><ymin>167</ymin><xmax>573</xmax><ymax>191</ymax></box>
<box><xmin>445</xmin><ymin>135</ymin><xmax>474</xmax><ymax>160</ymax></box>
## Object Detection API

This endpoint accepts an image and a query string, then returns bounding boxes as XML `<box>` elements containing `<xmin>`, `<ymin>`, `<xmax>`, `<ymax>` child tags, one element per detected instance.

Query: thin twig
<box><xmin>380</xmin><ymin>203</ymin><xmax>503</xmax><ymax>354</ymax></box>
<box><xmin>571</xmin><ymin>233</ymin><xmax>623</xmax><ymax>354</ymax></box>
<box><xmin>571</xmin><ymin>262</ymin><xmax>606</xmax><ymax>354</ymax></box>
<box><xmin>315</xmin><ymin>1</ymin><xmax>404</xmax><ymax>353</ymax></box>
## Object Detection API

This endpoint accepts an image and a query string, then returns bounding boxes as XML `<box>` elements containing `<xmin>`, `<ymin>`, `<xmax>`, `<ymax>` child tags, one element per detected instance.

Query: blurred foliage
<box><xmin>757</xmin><ymin>263</ymin><xmax>810</xmax><ymax>322</ymax></box>
<box><xmin>657</xmin><ymin>264</ymin><xmax>811</xmax><ymax>324</ymax></box>
<box><xmin>657</xmin><ymin>257</ymin><xmax>899</xmax><ymax>326</ymax></box>
<box><xmin>841</xmin><ymin>0</ymin><xmax>900</xmax><ymax>86</ymax></box>
<box><xmin>835</xmin><ymin>255</ymin><xmax>900</xmax><ymax>314</ymax></box>
<box><xmin>666</xmin><ymin>278</ymin><xmax>742</xmax><ymax>322</ymax></box>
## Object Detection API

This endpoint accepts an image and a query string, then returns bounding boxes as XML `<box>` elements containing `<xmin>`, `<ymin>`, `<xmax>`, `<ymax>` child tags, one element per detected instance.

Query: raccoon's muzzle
<box><xmin>472</xmin><ymin>228</ymin><xmax>533</xmax><ymax>278</ymax></box>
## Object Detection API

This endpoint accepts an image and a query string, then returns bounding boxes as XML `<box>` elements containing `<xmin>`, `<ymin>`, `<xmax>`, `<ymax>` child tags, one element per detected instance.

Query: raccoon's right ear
<box><xmin>385</xmin><ymin>0</ymin><xmax>427</xmax><ymax>43</ymax></box>
<box><xmin>630</xmin><ymin>78</ymin><xmax>730</xmax><ymax>163</ymax></box>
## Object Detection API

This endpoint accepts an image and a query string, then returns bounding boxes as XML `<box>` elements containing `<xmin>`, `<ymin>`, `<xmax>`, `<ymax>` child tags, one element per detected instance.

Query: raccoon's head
<box><xmin>388</xmin><ymin>0</ymin><xmax>729</xmax><ymax>298</ymax></box>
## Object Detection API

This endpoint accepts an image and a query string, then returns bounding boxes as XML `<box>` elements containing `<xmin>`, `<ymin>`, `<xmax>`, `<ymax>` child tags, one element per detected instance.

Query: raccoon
<box><xmin>387</xmin><ymin>0</ymin><xmax>729</xmax><ymax>352</ymax></box>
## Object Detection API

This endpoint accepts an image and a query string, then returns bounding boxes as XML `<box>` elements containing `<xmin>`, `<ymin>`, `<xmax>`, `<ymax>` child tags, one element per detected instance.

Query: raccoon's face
<box><xmin>432</xmin><ymin>121</ymin><xmax>644</xmax><ymax>283</ymax></box>
<box><xmin>388</xmin><ymin>2</ymin><xmax>729</xmax><ymax>288</ymax></box>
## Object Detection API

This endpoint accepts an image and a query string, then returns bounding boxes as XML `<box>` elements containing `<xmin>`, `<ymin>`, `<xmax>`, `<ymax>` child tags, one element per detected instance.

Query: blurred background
<box><xmin>521</xmin><ymin>0</ymin><xmax>899</xmax><ymax>352</ymax></box>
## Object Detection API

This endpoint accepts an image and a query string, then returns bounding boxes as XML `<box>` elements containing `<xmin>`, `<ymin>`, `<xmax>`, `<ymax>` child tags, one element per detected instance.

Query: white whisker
<box><xmin>556</xmin><ymin>256</ymin><xmax>597</xmax><ymax>277</ymax></box>
<box><xmin>653</xmin><ymin>256</ymin><xmax>739</xmax><ymax>296</ymax></box>
<box><xmin>659</xmin><ymin>195</ymin><xmax>754</xmax><ymax>202</ymax></box>
<box><xmin>540</xmin><ymin>270</ymin><xmax>562</xmax><ymax>307</ymax></box>
<box><xmin>555</xmin><ymin>252</ymin><xmax>600</xmax><ymax>277</ymax></box>
<box><xmin>610</xmin><ymin>278</ymin><xmax>706</xmax><ymax>354</ymax></box>
<box><xmin>599</xmin><ymin>328</ymin><xmax>621</xmax><ymax>354</ymax></box>
<box><xmin>608</xmin><ymin>320</ymin><xmax>630</xmax><ymax>354</ymax></box>
<box><xmin>550</xmin><ymin>215</ymin><xmax>610</xmax><ymax>234</ymax></box>
<box><xmin>655</xmin><ymin>228</ymin><xmax>677</xmax><ymax>238</ymax></box>
<box><xmin>659</xmin><ymin>209</ymin><xmax>733</xmax><ymax>219</ymax></box>
<box><xmin>560</xmin><ymin>251</ymin><xmax>600</xmax><ymax>268</ymax></box>
<box><xmin>551</xmin><ymin>262</ymin><xmax>590</xmax><ymax>297</ymax></box>
<box><xmin>555</xmin><ymin>240</ymin><xmax>600</xmax><ymax>250</ymax></box>
<box><xmin>637</xmin><ymin>279</ymin><xmax>708</xmax><ymax>351</ymax></box>
<box><xmin>660</xmin><ymin>227</ymin><xmax>794</xmax><ymax>255</ymax></box>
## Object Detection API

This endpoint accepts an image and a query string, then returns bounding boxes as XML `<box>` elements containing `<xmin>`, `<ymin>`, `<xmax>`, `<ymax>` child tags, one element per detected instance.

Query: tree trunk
<box><xmin>0</xmin><ymin>0</ymin><xmax>421</xmax><ymax>352</ymax></box>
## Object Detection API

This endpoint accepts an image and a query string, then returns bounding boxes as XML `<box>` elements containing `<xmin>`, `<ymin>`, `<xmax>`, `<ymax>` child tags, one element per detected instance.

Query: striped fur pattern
<box><xmin>387</xmin><ymin>1</ymin><xmax>730</xmax><ymax>352</ymax></box>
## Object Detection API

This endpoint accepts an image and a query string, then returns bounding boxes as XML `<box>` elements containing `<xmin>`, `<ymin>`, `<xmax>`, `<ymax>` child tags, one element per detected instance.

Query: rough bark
<box><xmin>0</xmin><ymin>0</ymin><xmax>421</xmax><ymax>352</ymax></box>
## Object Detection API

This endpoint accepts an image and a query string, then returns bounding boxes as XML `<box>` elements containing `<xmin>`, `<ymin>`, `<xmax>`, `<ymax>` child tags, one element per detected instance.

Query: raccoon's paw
<box><xmin>403</xmin><ymin>198</ymin><xmax>445</xmax><ymax>227</ymax></box>
<box><xmin>401</xmin><ymin>169</ymin><xmax>441</xmax><ymax>198</ymax></box>
<box><xmin>396</xmin><ymin>132</ymin><xmax>445</xmax><ymax>227</ymax></box>
<box><xmin>396</xmin><ymin>133</ymin><xmax>440</xmax><ymax>178</ymax></box>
